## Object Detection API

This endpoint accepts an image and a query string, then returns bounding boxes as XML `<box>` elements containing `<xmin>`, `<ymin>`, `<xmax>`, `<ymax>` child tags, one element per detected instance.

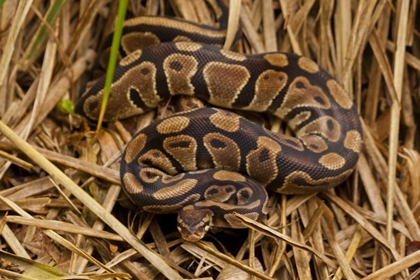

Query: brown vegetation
<box><xmin>0</xmin><ymin>0</ymin><xmax>419</xmax><ymax>279</ymax></box>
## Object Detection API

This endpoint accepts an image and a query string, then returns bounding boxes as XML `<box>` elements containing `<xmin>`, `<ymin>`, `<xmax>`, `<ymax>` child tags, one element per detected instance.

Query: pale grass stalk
<box><xmin>387</xmin><ymin>0</ymin><xmax>410</xmax><ymax>245</ymax></box>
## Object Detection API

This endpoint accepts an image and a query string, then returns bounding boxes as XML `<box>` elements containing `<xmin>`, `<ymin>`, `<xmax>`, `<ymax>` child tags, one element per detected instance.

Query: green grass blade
<box><xmin>0</xmin><ymin>0</ymin><xmax>6</xmax><ymax>9</ymax></box>
<box><xmin>95</xmin><ymin>0</ymin><xmax>129</xmax><ymax>131</ymax></box>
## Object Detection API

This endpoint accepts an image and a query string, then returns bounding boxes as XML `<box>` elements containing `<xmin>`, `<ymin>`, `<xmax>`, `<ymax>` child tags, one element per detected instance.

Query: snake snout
<box><xmin>177</xmin><ymin>208</ymin><xmax>213</xmax><ymax>242</ymax></box>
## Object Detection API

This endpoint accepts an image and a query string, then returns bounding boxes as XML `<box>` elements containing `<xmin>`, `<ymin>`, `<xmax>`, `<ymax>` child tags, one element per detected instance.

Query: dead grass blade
<box><xmin>234</xmin><ymin>212</ymin><xmax>337</xmax><ymax>269</ymax></box>
<box><xmin>0</xmin><ymin>249</ymin><xmax>64</xmax><ymax>279</ymax></box>
<box><xmin>0</xmin><ymin>120</ymin><xmax>183</xmax><ymax>279</ymax></box>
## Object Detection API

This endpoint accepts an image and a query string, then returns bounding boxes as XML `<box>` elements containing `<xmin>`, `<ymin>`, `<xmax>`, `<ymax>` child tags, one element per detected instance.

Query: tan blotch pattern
<box><xmin>288</xmin><ymin>111</ymin><xmax>312</xmax><ymax>130</ymax></box>
<box><xmin>204</xmin><ymin>62</ymin><xmax>250</xmax><ymax>107</ymax></box>
<box><xmin>209</xmin><ymin>109</ymin><xmax>241</xmax><ymax>132</ymax></box>
<box><xmin>119</xmin><ymin>49</ymin><xmax>143</xmax><ymax>66</ymax></box>
<box><xmin>188</xmin><ymin>169</ymin><xmax>209</xmax><ymax>175</ymax></box>
<box><xmin>126</xmin><ymin>17</ymin><xmax>225</xmax><ymax>40</ymax></box>
<box><xmin>278</xmin><ymin>135</ymin><xmax>305</xmax><ymax>151</ymax></box>
<box><xmin>213</xmin><ymin>170</ymin><xmax>246</xmax><ymax>182</ymax></box>
<box><xmin>326</xmin><ymin>79</ymin><xmax>353</xmax><ymax>109</ymax></box>
<box><xmin>156</xmin><ymin>116</ymin><xmax>190</xmax><ymax>134</ymax></box>
<box><xmin>163</xmin><ymin>54</ymin><xmax>198</xmax><ymax>96</ymax></box>
<box><xmin>300</xmin><ymin>116</ymin><xmax>341</xmax><ymax>142</ymax></box>
<box><xmin>236</xmin><ymin>187</ymin><xmax>253</xmax><ymax>205</ymax></box>
<box><xmin>125</xmin><ymin>133</ymin><xmax>147</xmax><ymax>163</ymax></box>
<box><xmin>278</xmin><ymin>169</ymin><xmax>353</xmax><ymax>194</ymax></box>
<box><xmin>83</xmin><ymin>61</ymin><xmax>159</xmax><ymax>120</ymax></box>
<box><xmin>275</xmin><ymin>76</ymin><xmax>331</xmax><ymax>118</ymax></box>
<box><xmin>264</xmin><ymin>53</ymin><xmax>289</xmax><ymax>67</ymax></box>
<box><xmin>139</xmin><ymin>167</ymin><xmax>165</xmax><ymax>184</ymax></box>
<box><xmin>121</xmin><ymin>32</ymin><xmax>160</xmax><ymax>56</ymax></box>
<box><xmin>204</xmin><ymin>185</ymin><xmax>236</xmax><ymax>202</ymax></box>
<box><xmin>300</xmin><ymin>135</ymin><xmax>328</xmax><ymax>153</ymax></box>
<box><xmin>220</xmin><ymin>49</ymin><xmax>247</xmax><ymax>61</ymax></box>
<box><xmin>344</xmin><ymin>130</ymin><xmax>363</xmax><ymax>152</ymax></box>
<box><xmin>319</xmin><ymin>153</ymin><xmax>346</xmax><ymax>170</ymax></box>
<box><xmin>161</xmin><ymin>173</ymin><xmax>185</xmax><ymax>184</ymax></box>
<box><xmin>247</xmin><ymin>70</ymin><xmax>288</xmax><ymax>112</ymax></box>
<box><xmin>128</xmin><ymin>61</ymin><xmax>159</xmax><ymax>107</ymax></box>
<box><xmin>123</xmin><ymin>173</ymin><xmax>143</xmax><ymax>194</ymax></box>
<box><xmin>246</xmin><ymin>136</ymin><xmax>282</xmax><ymax>186</ymax></box>
<box><xmin>175</xmin><ymin>42</ymin><xmax>202</xmax><ymax>52</ymax></box>
<box><xmin>203</xmin><ymin>132</ymin><xmax>241</xmax><ymax>170</ymax></box>
<box><xmin>173</xmin><ymin>35</ymin><xmax>192</xmax><ymax>42</ymax></box>
<box><xmin>144</xmin><ymin>194</ymin><xmax>201</xmax><ymax>213</ymax></box>
<box><xmin>153</xmin><ymin>178</ymin><xmax>198</xmax><ymax>200</ymax></box>
<box><xmin>138</xmin><ymin>149</ymin><xmax>177</xmax><ymax>175</ymax></box>
<box><xmin>298</xmin><ymin>57</ymin><xmax>320</xmax><ymax>73</ymax></box>
<box><xmin>163</xmin><ymin>135</ymin><xmax>197</xmax><ymax>171</ymax></box>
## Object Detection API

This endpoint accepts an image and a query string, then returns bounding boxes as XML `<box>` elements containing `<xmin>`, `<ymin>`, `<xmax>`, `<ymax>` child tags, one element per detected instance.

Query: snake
<box><xmin>76</xmin><ymin>1</ymin><xmax>363</xmax><ymax>242</ymax></box>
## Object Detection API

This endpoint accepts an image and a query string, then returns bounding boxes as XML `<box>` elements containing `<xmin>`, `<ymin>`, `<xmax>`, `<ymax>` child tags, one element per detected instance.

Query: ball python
<box><xmin>76</xmin><ymin>3</ymin><xmax>363</xmax><ymax>242</ymax></box>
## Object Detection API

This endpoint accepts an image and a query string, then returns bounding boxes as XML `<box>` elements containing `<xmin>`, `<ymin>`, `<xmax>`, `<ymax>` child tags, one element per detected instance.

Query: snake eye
<box><xmin>177</xmin><ymin>208</ymin><xmax>213</xmax><ymax>242</ymax></box>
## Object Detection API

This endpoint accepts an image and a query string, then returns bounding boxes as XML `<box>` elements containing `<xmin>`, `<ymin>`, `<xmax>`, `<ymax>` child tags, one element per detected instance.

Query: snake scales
<box><xmin>76</xmin><ymin>1</ymin><xmax>363</xmax><ymax>242</ymax></box>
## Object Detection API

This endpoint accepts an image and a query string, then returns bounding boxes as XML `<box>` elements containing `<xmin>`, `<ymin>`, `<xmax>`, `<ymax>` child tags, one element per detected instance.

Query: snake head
<box><xmin>177</xmin><ymin>207</ymin><xmax>213</xmax><ymax>242</ymax></box>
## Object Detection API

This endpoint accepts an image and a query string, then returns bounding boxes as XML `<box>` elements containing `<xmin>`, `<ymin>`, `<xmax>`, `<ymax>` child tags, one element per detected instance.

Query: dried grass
<box><xmin>0</xmin><ymin>0</ymin><xmax>420</xmax><ymax>279</ymax></box>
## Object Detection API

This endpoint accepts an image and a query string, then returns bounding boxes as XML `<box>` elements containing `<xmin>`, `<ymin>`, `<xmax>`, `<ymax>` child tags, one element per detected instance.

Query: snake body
<box><xmin>76</xmin><ymin>5</ymin><xmax>363</xmax><ymax>241</ymax></box>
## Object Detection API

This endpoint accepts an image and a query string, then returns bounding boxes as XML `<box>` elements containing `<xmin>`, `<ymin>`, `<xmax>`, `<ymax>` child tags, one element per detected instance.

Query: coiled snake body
<box><xmin>76</xmin><ymin>5</ymin><xmax>363</xmax><ymax>241</ymax></box>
